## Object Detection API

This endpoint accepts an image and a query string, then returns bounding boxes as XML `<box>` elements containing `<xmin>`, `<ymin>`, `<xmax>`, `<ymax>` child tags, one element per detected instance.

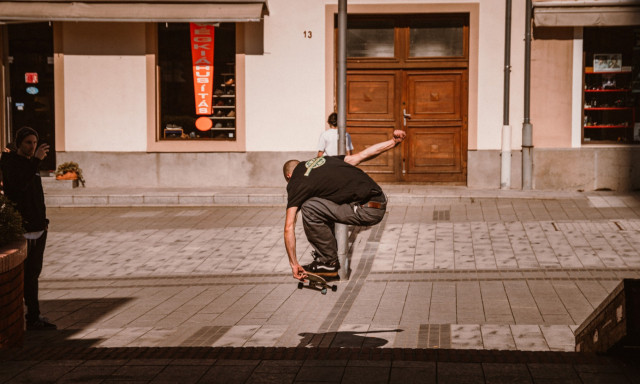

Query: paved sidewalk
<box><xmin>2</xmin><ymin>188</ymin><xmax>640</xmax><ymax>383</ymax></box>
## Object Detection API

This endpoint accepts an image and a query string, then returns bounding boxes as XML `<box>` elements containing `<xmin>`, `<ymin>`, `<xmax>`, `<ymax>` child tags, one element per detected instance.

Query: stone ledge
<box><xmin>42</xmin><ymin>176</ymin><xmax>78</xmax><ymax>191</ymax></box>
<box><xmin>0</xmin><ymin>240</ymin><xmax>27</xmax><ymax>274</ymax></box>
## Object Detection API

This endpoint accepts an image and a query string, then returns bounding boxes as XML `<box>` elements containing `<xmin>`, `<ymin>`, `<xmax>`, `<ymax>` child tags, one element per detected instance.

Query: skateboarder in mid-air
<box><xmin>282</xmin><ymin>129</ymin><xmax>407</xmax><ymax>281</ymax></box>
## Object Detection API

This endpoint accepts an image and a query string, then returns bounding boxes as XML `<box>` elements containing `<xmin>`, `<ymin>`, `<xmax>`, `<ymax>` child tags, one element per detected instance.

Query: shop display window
<box><xmin>582</xmin><ymin>27</ymin><xmax>639</xmax><ymax>144</ymax></box>
<box><xmin>158</xmin><ymin>23</ymin><xmax>236</xmax><ymax>141</ymax></box>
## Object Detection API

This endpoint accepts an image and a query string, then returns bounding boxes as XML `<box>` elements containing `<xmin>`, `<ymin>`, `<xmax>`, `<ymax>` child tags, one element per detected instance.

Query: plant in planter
<box><xmin>0</xmin><ymin>194</ymin><xmax>24</xmax><ymax>247</ymax></box>
<box><xmin>55</xmin><ymin>161</ymin><xmax>85</xmax><ymax>187</ymax></box>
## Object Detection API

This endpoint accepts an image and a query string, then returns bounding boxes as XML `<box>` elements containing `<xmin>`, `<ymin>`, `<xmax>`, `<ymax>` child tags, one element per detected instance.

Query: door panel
<box><xmin>406</xmin><ymin>127</ymin><xmax>461</xmax><ymax>172</ymax></box>
<box><xmin>345</xmin><ymin>70</ymin><xmax>467</xmax><ymax>183</ymax></box>
<box><xmin>347</xmin><ymin>72</ymin><xmax>396</xmax><ymax>120</ymax></box>
<box><xmin>403</xmin><ymin>71</ymin><xmax>467</xmax><ymax>183</ymax></box>
<box><xmin>347</xmin><ymin>71</ymin><xmax>401</xmax><ymax>180</ymax></box>
<box><xmin>407</xmin><ymin>73</ymin><xmax>462</xmax><ymax>123</ymax></box>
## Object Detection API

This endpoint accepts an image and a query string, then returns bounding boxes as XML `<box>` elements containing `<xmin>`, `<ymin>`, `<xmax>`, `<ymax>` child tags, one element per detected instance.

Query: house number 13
<box><xmin>304</xmin><ymin>31</ymin><xmax>312</xmax><ymax>38</ymax></box>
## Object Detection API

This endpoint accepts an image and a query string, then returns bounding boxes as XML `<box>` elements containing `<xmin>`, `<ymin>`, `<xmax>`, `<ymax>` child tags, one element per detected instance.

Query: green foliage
<box><xmin>0</xmin><ymin>194</ymin><xmax>24</xmax><ymax>247</ymax></box>
<box><xmin>55</xmin><ymin>161</ymin><xmax>85</xmax><ymax>187</ymax></box>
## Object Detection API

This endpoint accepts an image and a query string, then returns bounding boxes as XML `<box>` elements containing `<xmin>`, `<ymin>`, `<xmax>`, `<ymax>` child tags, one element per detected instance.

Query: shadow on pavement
<box><xmin>297</xmin><ymin>329</ymin><xmax>404</xmax><ymax>348</ymax></box>
<box><xmin>23</xmin><ymin>298</ymin><xmax>132</xmax><ymax>348</ymax></box>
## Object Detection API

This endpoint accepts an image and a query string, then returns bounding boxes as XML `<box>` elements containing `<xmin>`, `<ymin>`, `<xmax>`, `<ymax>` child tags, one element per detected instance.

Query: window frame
<box><xmin>145</xmin><ymin>23</ymin><xmax>246</xmax><ymax>153</ymax></box>
<box><xmin>343</xmin><ymin>13</ymin><xmax>470</xmax><ymax>70</ymax></box>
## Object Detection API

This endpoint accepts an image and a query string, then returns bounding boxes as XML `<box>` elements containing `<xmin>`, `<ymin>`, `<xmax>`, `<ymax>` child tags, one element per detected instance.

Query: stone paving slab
<box><xmin>3</xmin><ymin>192</ymin><xmax>640</xmax><ymax>382</ymax></box>
<box><xmin>1</xmin><ymin>347</ymin><xmax>639</xmax><ymax>384</ymax></box>
<box><xmin>23</xmin><ymin>195</ymin><xmax>640</xmax><ymax>352</ymax></box>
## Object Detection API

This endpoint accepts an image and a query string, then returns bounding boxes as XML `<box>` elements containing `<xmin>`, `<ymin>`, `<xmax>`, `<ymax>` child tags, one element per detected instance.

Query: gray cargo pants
<box><xmin>300</xmin><ymin>196</ymin><xmax>386</xmax><ymax>264</ymax></box>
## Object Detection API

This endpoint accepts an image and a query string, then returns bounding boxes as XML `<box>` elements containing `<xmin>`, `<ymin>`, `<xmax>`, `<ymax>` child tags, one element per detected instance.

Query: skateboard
<box><xmin>297</xmin><ymin>272</ymin><xmax>338</xmax><ymax>295</ymax></box>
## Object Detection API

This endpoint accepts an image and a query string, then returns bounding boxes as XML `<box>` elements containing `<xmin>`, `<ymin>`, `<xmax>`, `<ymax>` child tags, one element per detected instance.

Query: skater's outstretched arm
<box><xmin>344</xmin><ymin>130</ymin><xmax>406</xmax><ymax>166</ymax></box>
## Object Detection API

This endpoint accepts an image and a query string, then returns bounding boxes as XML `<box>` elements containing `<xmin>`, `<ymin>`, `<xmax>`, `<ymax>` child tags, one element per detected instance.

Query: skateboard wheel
<box><xmin>321</xmin><ymin>288</ymin><xmax>327</xmax><ymax>295</ymax></box>
<box><xmin>298</xmin><ymin>282</ymin><xmax>303</xmax><ymax>289</ymax></box>
<box><xmin>331</xmin><ymin>285</ymin><xmax>337</xmax><ymax>292</ymax></box>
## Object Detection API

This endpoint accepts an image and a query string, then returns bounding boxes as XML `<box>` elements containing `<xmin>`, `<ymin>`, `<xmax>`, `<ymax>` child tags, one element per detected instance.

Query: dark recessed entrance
<box><xmin>4</xmin><ymin>23</ymin><xmax>55</xmax><ymax>171</ymax></box>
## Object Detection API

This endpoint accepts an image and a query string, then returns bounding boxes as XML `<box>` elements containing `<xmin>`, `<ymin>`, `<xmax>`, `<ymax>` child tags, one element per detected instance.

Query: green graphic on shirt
<box><xmin>304</xmin><ymin>157</ymin><xmax>326</xmax><ymax>176</ymax></box>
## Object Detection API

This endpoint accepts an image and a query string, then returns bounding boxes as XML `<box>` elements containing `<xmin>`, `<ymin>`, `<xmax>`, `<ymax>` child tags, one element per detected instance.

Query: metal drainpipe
<box><xmin>522</xmin><ymin>0</ymin><xmax>533</xmax><ymax>190</ymax></box>
<box><xmin>501</xmin><ymin>0</ymin><xmax>512</xmax><ymax>190</ymax></box>
<box><xmin>336</xmin><ymin>0</ymin><xmax>349</xmax><ymax>280</ymax></box>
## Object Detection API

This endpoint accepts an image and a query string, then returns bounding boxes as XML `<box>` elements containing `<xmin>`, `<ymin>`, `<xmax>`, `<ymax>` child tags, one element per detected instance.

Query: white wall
<box><xmin>244</xmin><ymin>0</ymin><xmax>527</xmax><ymax>152</ymax></box>
<box><xmin>245</xmin><ymin>0</ymin><xmax>328</xmax><ymax>152</ymax></box>
<box><xmin>475</xmin><ymin>0</ymin><xmax>525</xmax><ymax>150</ymax></box>
<box><xmin>56</xmin><ymin>0</ymin><xmax>529</xmax><ymax>154</ymax></box>
<box><xmin>61</xmin><ymin>23</ymin><xmax>148</xmax><ymax>152</ymax></box>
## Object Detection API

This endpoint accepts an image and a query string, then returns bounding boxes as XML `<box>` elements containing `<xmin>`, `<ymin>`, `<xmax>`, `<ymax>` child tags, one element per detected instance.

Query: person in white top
<box><xmin>317</xmin><ymin>113</ymin><xmax>353</xmax><ymax>157</ymax></box>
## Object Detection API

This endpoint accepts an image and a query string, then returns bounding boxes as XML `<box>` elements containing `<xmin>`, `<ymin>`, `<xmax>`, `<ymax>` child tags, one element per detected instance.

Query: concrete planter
<box><xmin>0</xmin><ymin>240</ymin><xmax>27</xmax><ymax>348</ymax></box>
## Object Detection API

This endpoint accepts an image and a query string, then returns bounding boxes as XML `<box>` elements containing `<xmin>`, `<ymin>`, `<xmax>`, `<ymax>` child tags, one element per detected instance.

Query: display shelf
<box><xmin>584</xmin><ymin>125</ymin><xmax>630</xmax><ymax>129</ymax></box>
<box><xmin>585</xmin><ymin>107</ymin><xmax>633</xmax><ymax>111</ymax></box>
<box><xmin>583</xmin><ymin>66</ymin><xmax>636</xmax><ymax>143</ymax></box>
<box><xmin>584</xmin><ymin>89</ymin><xmax>631</xmax><ymax>93</ymax></box>
<box><xmin>585</xmin><ymin>70</ymin><xmax>632</xmax><ymax>74</ymax></box>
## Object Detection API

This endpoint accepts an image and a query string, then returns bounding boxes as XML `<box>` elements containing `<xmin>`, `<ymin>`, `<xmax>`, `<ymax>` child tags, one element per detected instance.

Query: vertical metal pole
<box><xmin>522</xmin><ymin>0</ymin><xmax>533</xmax><ymax>190</ymax></box>
<box><xmin>337</xmin><ymin>0</ymin><xmax>347</xmax><ymax>155</ymax></box>
<box><xmin>336</xmin><ymin>0</ymin><xmax>349</xmax><ymax>280</ymax></box>
<box><xmin>501</xmin><ymin>0</ymin><xmax>512</xmax><ymax>190</ymax></box>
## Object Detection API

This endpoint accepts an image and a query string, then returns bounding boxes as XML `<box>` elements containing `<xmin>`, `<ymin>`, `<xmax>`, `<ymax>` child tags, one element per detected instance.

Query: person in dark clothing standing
<box><xmin>282</xmin><ymin>129</ymin><xmax>406</xmax><ymax>280</ymax></box>
<box><xmin>0</xmin><ymin>126</ymin><xmax>56</xmax><ymax>330</ymax></box>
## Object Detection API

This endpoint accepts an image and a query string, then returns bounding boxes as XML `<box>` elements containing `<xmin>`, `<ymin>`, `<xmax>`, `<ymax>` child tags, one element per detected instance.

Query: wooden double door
<box><xmin>347</xmin><ymin>69</ymin><xmax>468</xmax><ymax>183</ymax></box>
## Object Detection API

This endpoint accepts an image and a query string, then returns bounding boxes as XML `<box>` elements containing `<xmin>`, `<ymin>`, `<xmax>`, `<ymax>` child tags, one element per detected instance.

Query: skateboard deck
<box><xmin>297</xmin><ymin>272</ymin><xmax>338</xmax><ymax>295</ymax></box>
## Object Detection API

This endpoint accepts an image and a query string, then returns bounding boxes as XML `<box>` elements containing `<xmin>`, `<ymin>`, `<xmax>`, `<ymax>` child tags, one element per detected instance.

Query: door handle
<box><xmin>403</xmin><ymin>108</ymin><xmax>411</xmax><ymax>126</ymax></box>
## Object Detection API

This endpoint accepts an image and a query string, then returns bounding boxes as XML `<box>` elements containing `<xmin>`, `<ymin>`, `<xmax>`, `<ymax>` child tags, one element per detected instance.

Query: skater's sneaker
<box><xmin>302</xmin><ymin>259</ymin><xmax>340</xmax><ymax>277</ymax></box>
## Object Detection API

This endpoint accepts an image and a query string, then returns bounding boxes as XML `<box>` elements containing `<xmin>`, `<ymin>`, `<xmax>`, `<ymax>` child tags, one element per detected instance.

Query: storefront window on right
<box><xmin>583</xmin><ymin>27</ymin><xmax>639</xmax><ymax>144</ymax></box>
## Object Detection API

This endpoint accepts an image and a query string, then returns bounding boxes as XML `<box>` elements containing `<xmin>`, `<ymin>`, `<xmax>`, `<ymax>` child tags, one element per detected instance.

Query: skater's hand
<box><xmin>292</xmin><ymin>264</ymin><xmax>307</xmax><ymax>280</ymax></box>
<box><xmin>392</xmin><ymin>130</ymin><xmax>406</xmax><ymax>144</ymax></box>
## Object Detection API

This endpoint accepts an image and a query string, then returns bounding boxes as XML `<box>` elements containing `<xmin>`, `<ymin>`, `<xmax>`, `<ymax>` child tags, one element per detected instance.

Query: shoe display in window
<box><xmin>214</xmin><ymin>89</ymin><xmax>224</xmax><ymax>96</ymax></box>
<box><xmin>225</xmin><ymin>78</ymin><xmax>234</xmax><ymax>86</ymax></box>
<box><xmin>215</xmin><ymin>110</ymin><xmax>223</xmax><ymax>117</ymax></box>
<box><xmin>227</xmin><ymin>110</ymin><xmax>235</xmax><ymax>117</ymax></box>
<box><xmin>226</xmin><ymin>88</ymin><xmax>235</xmax><ymax>95</ymax></box>
<box><xmin>214</xmin><ymin>122</ymin><xmax>222</xmax><ymax>128</ymax></box>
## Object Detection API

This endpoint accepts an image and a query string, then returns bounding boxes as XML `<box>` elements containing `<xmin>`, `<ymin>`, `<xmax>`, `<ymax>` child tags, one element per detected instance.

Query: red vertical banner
<box><xmin>190</xmin><ymin>23</ymin><xmax>215</xmax><ymax>115</ymax></box>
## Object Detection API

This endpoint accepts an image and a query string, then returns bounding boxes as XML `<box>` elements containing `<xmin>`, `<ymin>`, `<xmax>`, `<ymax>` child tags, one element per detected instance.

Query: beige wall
<box><xmin>530</xmin><ymin>27</ymin><xmax>574</xmax><ymax>148</ymax></box>
<box><xmin>59</xmin><ymin>22</ymin><xmax>148</xmax><ymax>152</ymax></box>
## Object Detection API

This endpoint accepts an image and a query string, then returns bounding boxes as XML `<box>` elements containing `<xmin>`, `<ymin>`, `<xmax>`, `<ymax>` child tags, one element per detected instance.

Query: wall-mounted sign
<box><xmin>190</xmin><ymin>23</ymin><xmax>215</xmax><ymax>115</ymax></box>
<box><xmin>25</xmin><ymin>72</ymin><xmax>39</xmax><ymax>84</ymax></box>
<box><xmin>195</xmin><ymin>116</ymin><xmax>213</xmax><ymax>131</ymax></box>
<box><xmin>26</xmin><ymin>86</ymin><xmax>39</xmax><ymax>95</ymax></box>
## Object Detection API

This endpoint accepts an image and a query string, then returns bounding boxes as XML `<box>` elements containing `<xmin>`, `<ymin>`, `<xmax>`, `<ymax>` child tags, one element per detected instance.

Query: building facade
<box><xmin>0</xmin><ymin>0</ymin><xmax>638</xmax><ymax>190</ymax></box>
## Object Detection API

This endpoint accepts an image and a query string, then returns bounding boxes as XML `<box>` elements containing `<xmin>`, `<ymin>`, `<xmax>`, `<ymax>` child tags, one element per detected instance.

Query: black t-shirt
<box><xmin>286</xmin><ymin>155</ymin><xmax>382</xmax><ymax>209</ymax></box>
